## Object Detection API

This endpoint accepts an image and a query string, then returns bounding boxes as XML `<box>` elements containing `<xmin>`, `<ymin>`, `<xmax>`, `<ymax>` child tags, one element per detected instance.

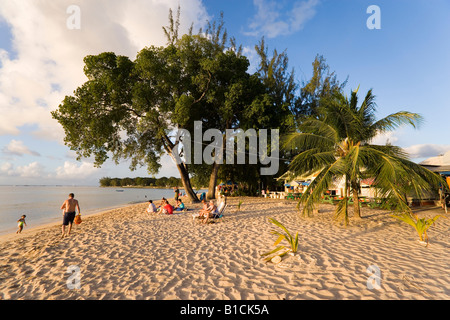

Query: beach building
<box><xmin>276</xmin><ymin>171</ymin><xmax>379</xmax><ymax>199</ymax></box>
<box><xmin>419</xmin><ymin>150</ymin><xmax>450</xmax><ymax>176</ymax></box>
<box><xmin>276</xmin><ymin>168</ymin><xmax>439</xmax><ymax>205</ymax></box>
<box><xmin>272</xmin><ymin>150</ymin><xmax>450</xmax><ymax>206</ymax></box>
<box><xmin>419</xmin><ymin>150</ymin><xmax>450</xmax><ymax>207</ymax></box>
<box><xmin>278</xmin><ymin>171</ymin><xmax>316</xmax><ymax>194</ymax></box>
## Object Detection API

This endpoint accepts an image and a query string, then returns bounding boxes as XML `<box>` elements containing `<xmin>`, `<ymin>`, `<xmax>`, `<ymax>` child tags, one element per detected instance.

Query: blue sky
<box><xmin>0</xmin><ymin>0</ymin><xmax>449</xmax><ymax>186</ymax></box>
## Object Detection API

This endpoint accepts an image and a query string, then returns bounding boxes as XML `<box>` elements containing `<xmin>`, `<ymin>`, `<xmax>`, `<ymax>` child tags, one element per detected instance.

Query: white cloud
<box><xmin>0</xmin><ymin>1</ymin><xmax>211</xmax><ymax>185</ymax></box>
<box><xmin>0</xmin><ymin>0</ymin><xmax>209</xmax><ymax>140</ymax></box>
<box><xmin>2</xmin><ymin>139</ymin><xmax>40</xmax><ymax>156</ymax></box>
<box><xmin>16</xmin><ymin>162</ymin><xmax>46</xmax><ymax>178</ymax></box>
<box><xmin>0</xmin><ymin>162</ymin><xmax>15</xmax><ymax>176</ymax></box>
<box><xmin>241</xmin><ymin>46</ymin><xmax>260</xmax><ymax>73</ymax></box>
<box><xmin>369</xmin><ymin>133</ymin><xmax>450</xmax><ymax>161</ymax></box>
<box><xmin>245</xmin><ymin>0</ymin><xmax>319</xmax><ymax>38</ymax></box>
<box><xmin>55</xmin><ymin>161</ymin><xmax>100</xmax><ymax>180</ymax></box>
<box><xmin>369</xmin><ymin>131</ymin><xmax>399</xmax><ymax>146</ymax></box>
<box><xmin>0</xmin><ymin>161</ymin><xmax>46</xmax><ymax>178</ymax></box>
<box><xmin>404</xmin><ymin>144</ymin><xmax>450</xmax><ymax>160</ymax></box>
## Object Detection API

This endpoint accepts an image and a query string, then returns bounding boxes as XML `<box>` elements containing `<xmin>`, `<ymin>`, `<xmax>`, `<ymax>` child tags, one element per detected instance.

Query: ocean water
<box><xmin>0</xmin><ymin>185</ymin><xmax>186</xmax><ymax>235</ymax></box>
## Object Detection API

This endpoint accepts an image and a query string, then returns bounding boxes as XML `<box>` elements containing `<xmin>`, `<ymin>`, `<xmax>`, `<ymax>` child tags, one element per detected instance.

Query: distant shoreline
<box><xmin>101</xmin><ymin>186</ymin><xmax>209</xmax><ymax>191</ymax></box>
<box><xmin>101</xmin><ymin>186</ymin><xmax>185</xmax><ymax>189</ymax></box>
<box><xmin>0</xmin><ymin>185</ymin><xmax>184</xmax><ymax>237</ymax></box>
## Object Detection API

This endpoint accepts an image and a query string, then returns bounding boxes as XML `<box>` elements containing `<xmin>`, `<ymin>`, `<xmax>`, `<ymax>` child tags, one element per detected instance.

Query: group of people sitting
<box><xmin>192</xmin><ymin>196</ymin><xmax>226</xmax><ymax>224</ymax></box>
<box><xmin>146</xmin><ymin>197</ymin><xmax>185</xmax><ymax>215</ymax></box>
<box><xmin>145</xmin><ymin>195</ymin><xmax>225</xmax><ymax>223</ymax></box>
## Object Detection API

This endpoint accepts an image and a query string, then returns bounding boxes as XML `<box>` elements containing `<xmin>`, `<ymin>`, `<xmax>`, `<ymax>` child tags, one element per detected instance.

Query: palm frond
<box><xmin>283</xmin><ymin>87</ymin><xmax>440</xmax><ymax>226</ymax></box>
<box><xmin>371</xmin><ymin>111</ymin><xmax>423</xmax><ymax>134</ymax></box>
<box><xmin>289</xmin><ymin>149</ymin><xmax>337</xmax><ymax>177</ymax></box>
<box><xmin>283</xmin><ymin>132</ymin><xmax>334</xmax><ymax>153</ymax></box>
<box><xmin>299</xmin><ymin>157</ymin><xmax>347</xmax><ymax>216</ymax></box>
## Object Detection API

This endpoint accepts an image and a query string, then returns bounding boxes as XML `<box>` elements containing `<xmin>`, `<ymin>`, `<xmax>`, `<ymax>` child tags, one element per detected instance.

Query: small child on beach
<box><xmin>16</xmin><ymin>215</ymin><xmax>27</xmax><ymax>234</ymax></box>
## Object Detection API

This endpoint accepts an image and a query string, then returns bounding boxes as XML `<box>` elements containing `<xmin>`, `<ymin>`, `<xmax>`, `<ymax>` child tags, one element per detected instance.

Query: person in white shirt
<box><xmin>146</xmin><ymin>200</ymin><xmax>157</xmax><ymax>213</ymax></box>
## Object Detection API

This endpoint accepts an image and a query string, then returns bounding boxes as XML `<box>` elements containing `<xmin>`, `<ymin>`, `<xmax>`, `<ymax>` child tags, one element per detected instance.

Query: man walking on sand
<box><xmin>60</xmin><ymin>193</ymin><xmax>80</xmax><ymax>238</ymax></box>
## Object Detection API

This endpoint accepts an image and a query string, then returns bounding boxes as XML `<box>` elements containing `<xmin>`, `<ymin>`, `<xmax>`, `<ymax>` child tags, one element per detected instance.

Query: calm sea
<box><xmin>0</xmin><ymin>185</ymin><xmax>191</xmax><ymax>236</ymax></box>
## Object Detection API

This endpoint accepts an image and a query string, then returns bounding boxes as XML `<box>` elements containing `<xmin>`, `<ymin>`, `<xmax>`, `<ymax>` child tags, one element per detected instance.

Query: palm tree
<box><xmin>284</xmin><ymin>88</ymin><xmax>443</xmax><ymax>225</ymax></box>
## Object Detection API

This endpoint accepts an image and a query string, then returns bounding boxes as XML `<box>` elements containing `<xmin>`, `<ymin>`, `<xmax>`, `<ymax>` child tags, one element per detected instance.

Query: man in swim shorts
<box><xmin>60</xmin><ymin>193</ymin><xmax>81</xmax><ymax>238</ymax></box>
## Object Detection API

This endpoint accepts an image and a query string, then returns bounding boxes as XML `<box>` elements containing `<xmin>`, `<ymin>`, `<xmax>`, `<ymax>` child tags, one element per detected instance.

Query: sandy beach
<box><xmin>0</xmin><ymin>197</ymin><xmax>448</xmax><ymax>300</ymax></box>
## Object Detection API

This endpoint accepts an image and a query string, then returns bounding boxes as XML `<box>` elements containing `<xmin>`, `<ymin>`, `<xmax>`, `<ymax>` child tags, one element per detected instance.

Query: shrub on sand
<box><xmin>261</xmin><ymin>218</ymin><xmax>299</xmax><ymax>262</ymax></box>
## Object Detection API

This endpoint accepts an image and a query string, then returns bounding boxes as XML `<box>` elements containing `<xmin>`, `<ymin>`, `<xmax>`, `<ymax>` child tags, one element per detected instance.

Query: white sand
<box><xmin>0</xmin><ymin>197</ymin><xmax>448</xmax><ymax>300</ymax></box>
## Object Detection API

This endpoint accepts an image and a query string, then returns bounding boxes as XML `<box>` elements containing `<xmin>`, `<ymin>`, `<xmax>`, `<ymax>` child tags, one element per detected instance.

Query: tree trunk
<box><xmin>176</xmin><ymin>162</ymin><xmax>199</xmax><ymax>203</ymax></box>
<box><xmin>206</xmin><ymin>162</ymin><xmax>220</xmax><ymax>200</ymax></box>
<box><xmin>163</xmin><ymin>135</ymin><xmax>199</xmax><ymax>203</ymax></box>
<box><xmin>343</xmin><ymin>177</ymin><xmax>350</xmax><ymax>226</ymax></box>
<box><xmin>352</xmin><ymin>182</ymin><xmax>361</xmax><ymax>219</ymax></box>
<box><xmin>206</xmin><ymin>132</ymin><xmax>227</xmax><ymax>200</ymax></box>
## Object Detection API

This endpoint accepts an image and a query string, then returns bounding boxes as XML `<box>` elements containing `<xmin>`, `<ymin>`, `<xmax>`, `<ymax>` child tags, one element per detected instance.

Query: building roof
<box><xmin>420</xmin><ymin>164</ymin><xmax>450</xmax><ymax>174</ymax></box>
<box><xmin>419</xmin><ymin>150</ymin><xmax>450</xmax><ymax>174</ymax></box>
<box><xmin>419</xmin><ymin>150</ymin><xmax>450</xmax><ymax>166</ymax></box>
<box><xmin>419</xmin><ymin>151</ymin><xmax>450</xmax><ymax>175</ymax></box>
<box><xmin>277</xmin><ymin>170</ymin><xmax>318</xmax><ymax>181</ymax></box>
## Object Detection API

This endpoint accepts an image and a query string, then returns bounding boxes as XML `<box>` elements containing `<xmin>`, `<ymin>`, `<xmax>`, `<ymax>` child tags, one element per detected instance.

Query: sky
<box><xmin>0</xmin><ymin>0</ymin><xmax>449</xmax><ymax>186</ymax></box>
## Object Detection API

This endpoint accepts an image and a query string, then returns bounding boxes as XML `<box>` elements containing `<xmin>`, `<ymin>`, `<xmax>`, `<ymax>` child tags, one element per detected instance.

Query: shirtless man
<box><xmin>60</xmin><ymin>193</ymin><xmax>80</xmax><ymax>238</ymax></box>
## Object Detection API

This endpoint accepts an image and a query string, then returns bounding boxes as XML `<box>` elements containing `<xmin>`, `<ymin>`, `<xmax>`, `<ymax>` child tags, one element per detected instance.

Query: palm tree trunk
<box><xmin>343</xmin><ymin>175</ymin><xmax>350</xmax><ymax>225</ymax></box>
<box><xmin>352</xmin><ymin>182</ymin><xmax>361</xmax><ymax>219</ymax></box>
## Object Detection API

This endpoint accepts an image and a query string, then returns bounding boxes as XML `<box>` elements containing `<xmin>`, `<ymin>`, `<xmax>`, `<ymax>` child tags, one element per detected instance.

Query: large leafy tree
<box><xmin>52</xmin><ymin>9</ymin><xmax>287</xmax><ymax>202</ymax></box>
<box><xmin>52</xmin><ymin>11</ymin><xmax>236</xmax><ymax>201</ymax></box>
<box><xmin>285</xmin><ymin>87</ymin><xmax>443</xmax><ymax>225</ymax></box>
<box><xmin>185</xmin><ymin>35</ymin><xmax>298</xmax><ymax>198</ymax></box>
<box><xmin>293</xmin><ymin>55</ymin><xmax>347</xmax><ymax>123</ymax></box>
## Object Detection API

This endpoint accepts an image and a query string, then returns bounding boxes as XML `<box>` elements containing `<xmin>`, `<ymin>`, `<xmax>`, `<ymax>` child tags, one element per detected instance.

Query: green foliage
<box><xmin>294</xmin><ymin>55</ymin><xmax>347</xmax><ymax>122</ymax></box>
<box><xmin>190</xmin><ymin>171</ymin><xmax>210</xmax><ymax>190</ymax></box>
<box><xmin>391</xmin><ymin>213</ymin><xmax>442</xmax><ymax>245</ymax></box>
<box><xmin>261</xmin><ymin>218</ymin><xmax>299</xmax><ymax>262</ymax></box>
<box><xmin>284</xmin><ymin>86</ymin><xmax>444</xmax><ymax>225</ymax></box>
<box><xmin>99</xmin><ymin>176</ymin><xmax>181</xmax><ymax>188</ymax></box>
<box><xmin>52</xmin><ymin>11</ymin><xmax>290</xmax><ymax>202</ymax></box>
<box><xmin>237</xmin><ymin>199</ymin><xmax>243</xmax><ymax>211</ymax></box>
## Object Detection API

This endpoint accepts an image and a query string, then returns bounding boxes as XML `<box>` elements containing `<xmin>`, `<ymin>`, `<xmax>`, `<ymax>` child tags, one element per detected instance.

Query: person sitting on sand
<box><xmin>16</xmin><ymin>215</ymin><xmax>27</xmax><ymax>234</ymax></box>
<box><xmin>156</xmin><ymin>197</ymin><xmax>166</xmax><ymax>213</ymax></box>
<box><xmin>198</xmin><ymin>199</ymin><xmax>209</xmax><ymax>217</ymax></box>
<box><xmin>202</xmin><ymin>200</ymin><xmax>218</xmax><ymax>224</ymax></box>
<box><xmin>161</xmin><ymin>200</ymin><xmax>174</xmax><ymax>215</ymax></box>
<box><xmin>146</xmin><ymin>200</ymin><xmax>157</xmax><ymax>213</ymax></box>
<box><xmin>174</xmin><ymin>199</ymin><xmax>185</xmax><ymax>212</ymax></box>
<box><xmin>192</xmin><ymin>199</ymin><xmax>208</xmax><ymax>220</ymax></box>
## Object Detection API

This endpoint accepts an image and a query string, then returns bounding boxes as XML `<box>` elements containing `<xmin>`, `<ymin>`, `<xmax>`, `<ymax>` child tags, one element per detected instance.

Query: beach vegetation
<box><xmin>52</xmin><ymin>8</ymin><xmax>293</xmax><ymax>202</ymax></box>
<box><xmin>391</xmin><ymin>213</ymin><xmax>442</xmax><ymax>246</ymax></box>
<box><xmin>99</xmin><ymin>176</ymin><xmax>182</xmax><ymax>188</ymax></box>
<box><xmin>261</xmin><ymin>218</ymin><xmax>299</xmax><ymax>262</ymax></box>
<box><xmin>284</xmin><ymin>86</ymin><xmax>444</xmax><ymax>225</ymax></box>
<box><xmin>237</xmin><ymin>199</ymin><xmax>243</xmax><ymax>211</ymax></box>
